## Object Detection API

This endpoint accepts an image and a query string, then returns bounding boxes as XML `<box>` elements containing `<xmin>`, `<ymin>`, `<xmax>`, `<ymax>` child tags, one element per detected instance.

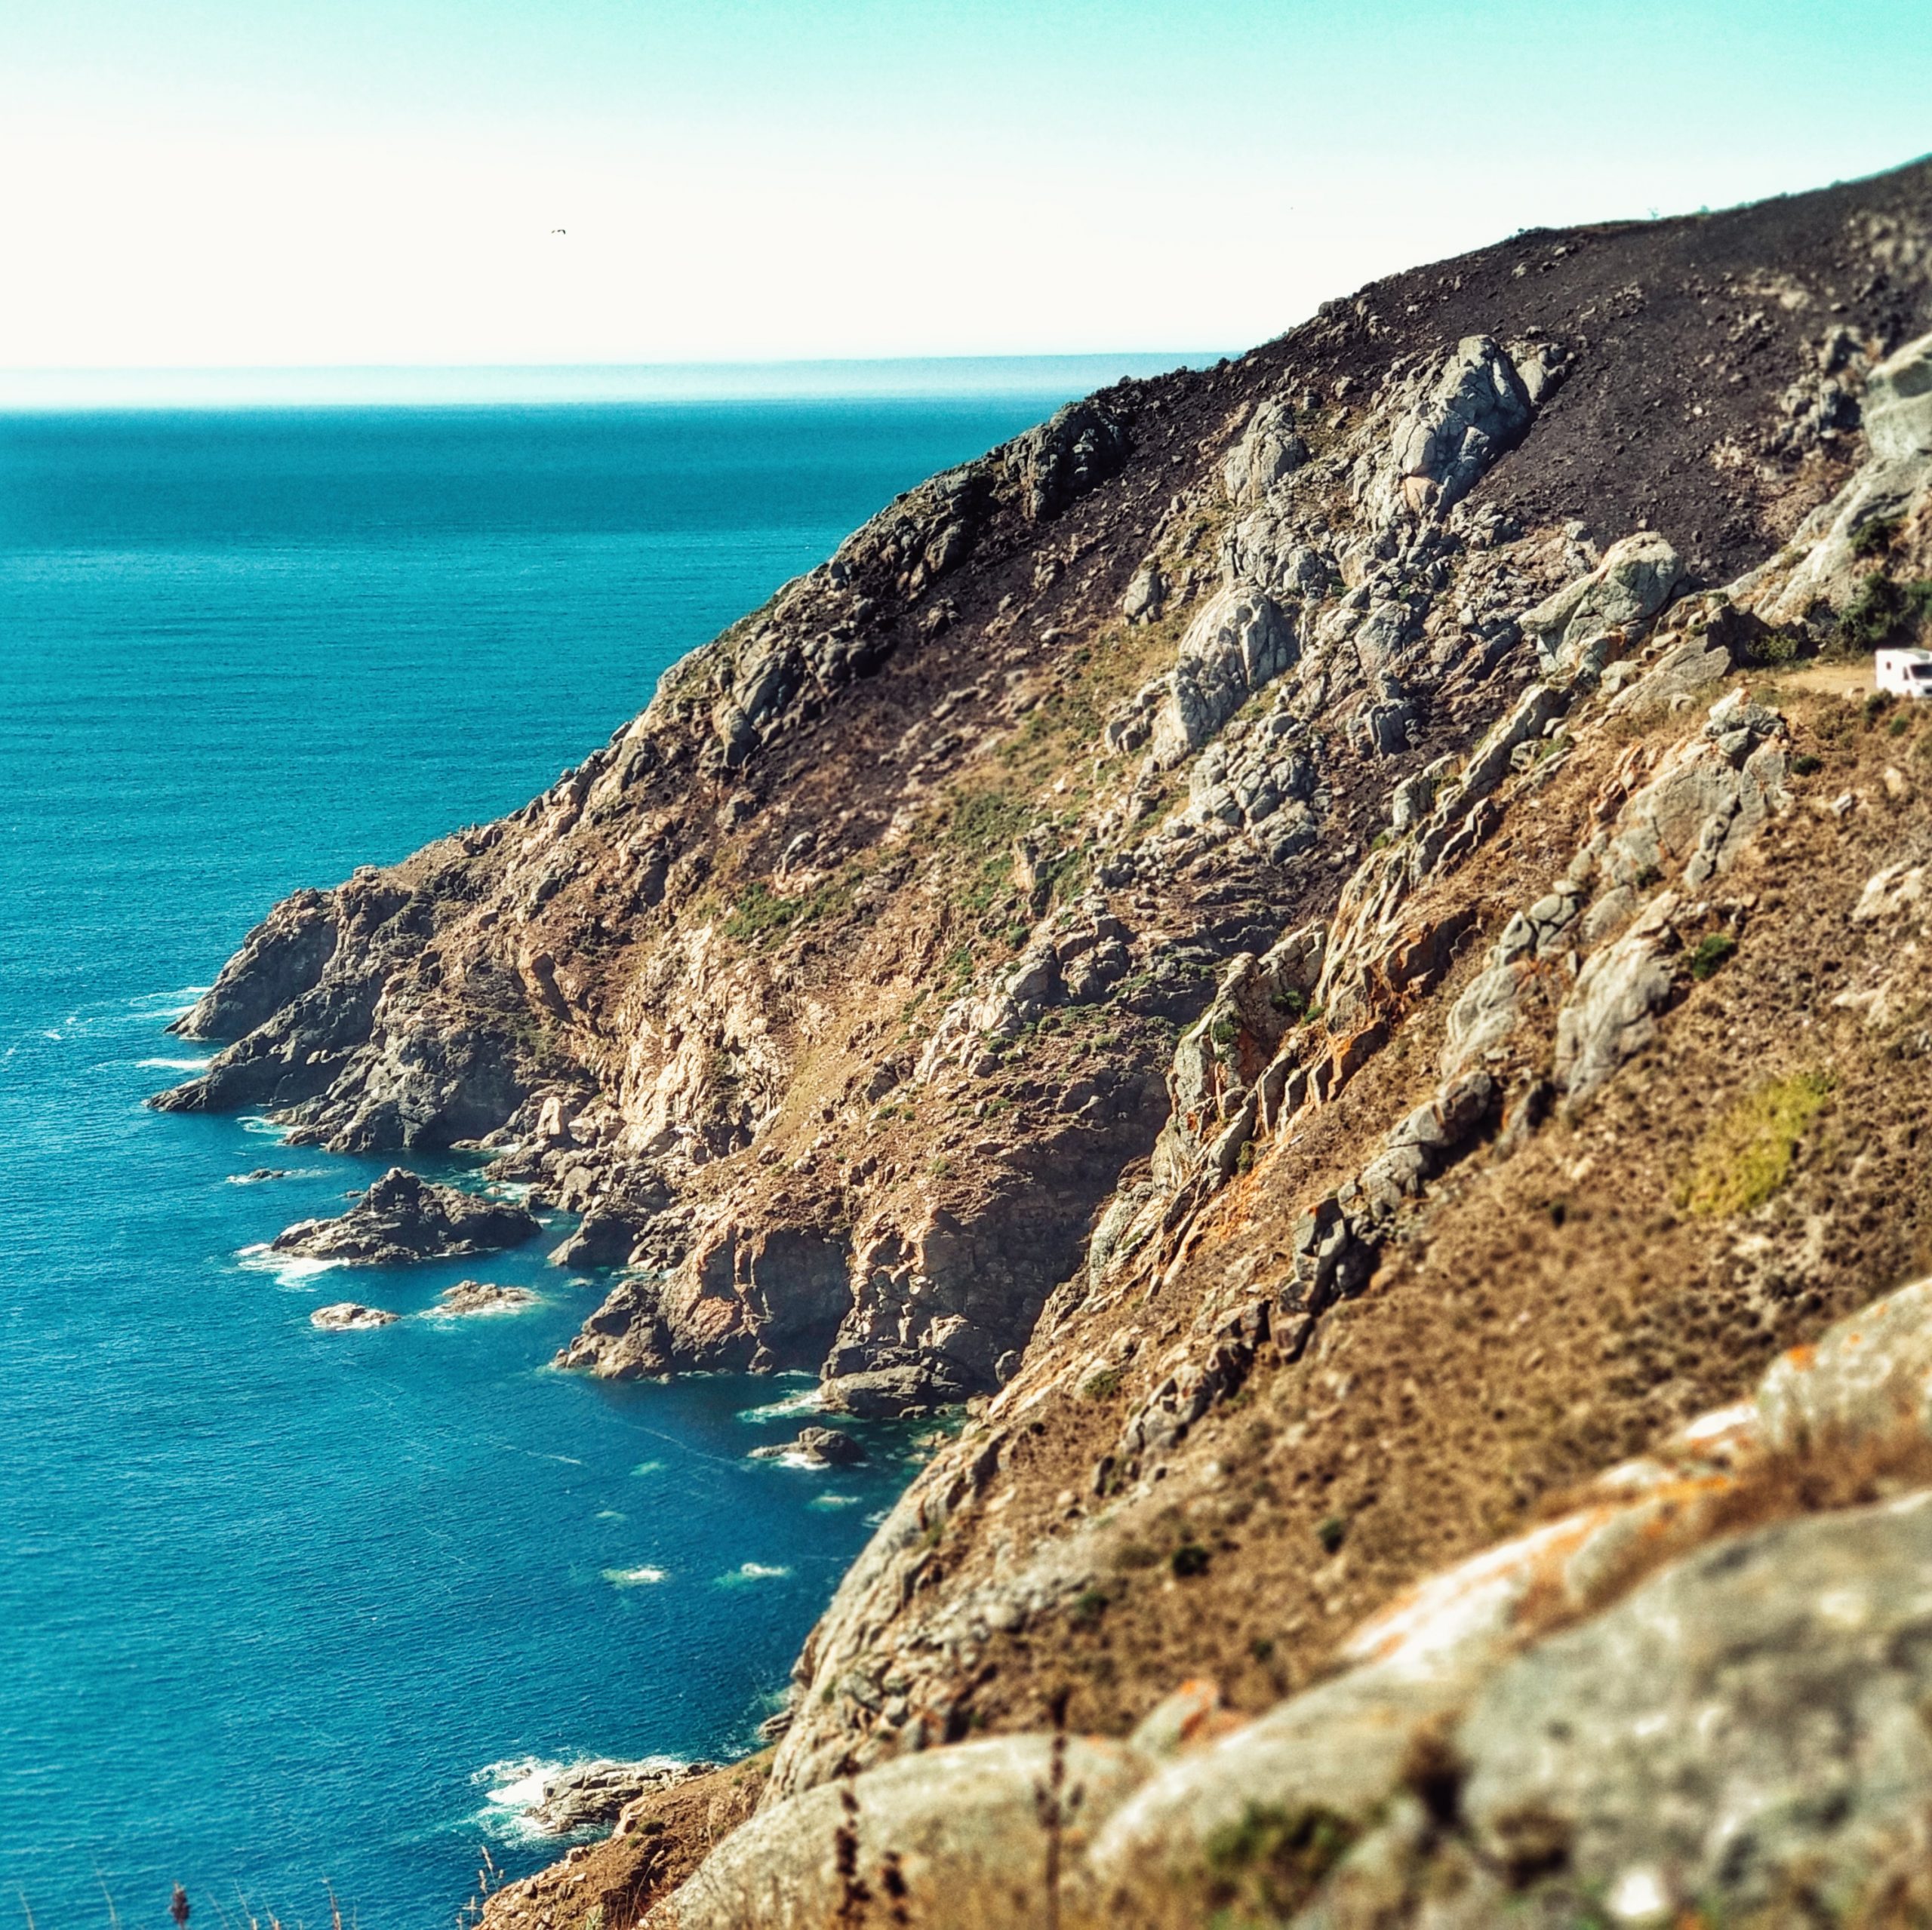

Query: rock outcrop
<box><xmin>272</xmin><ymin>1168</ymin><xmax>539</xmax><ymax>1265</ymax></box>
<box><xmin>309</xmin><ymin>1302</ymin><xmax>398</xmax><ymax>1330</ymax></box>
<box><xmin>435</xmin><ymin>1280</ymin><xmax>540</xmax><ymax>1316</ymax></box>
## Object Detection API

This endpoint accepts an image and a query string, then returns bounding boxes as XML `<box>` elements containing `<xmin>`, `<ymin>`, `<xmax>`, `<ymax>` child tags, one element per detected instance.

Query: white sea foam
<box><xmin>718</xmin><ymin>1562</ymin><xmax>791</xmax><ymax>1586</ymax></box>
<box><xmin>738</xmin><ymin>1380</ymin><xmax>823</xmax><ymax>1424</ymax></box>
<box><xmin>631</xmin><ymin>1460</ymin><xmax>666</xmax><ymax>1477</ymax></box>
<box><xmin>601</xmin><ymin>1564</ymin><xmax>668</xmax><ymax>1588</ymax></box>
<box><xmin>473</xmin><ymin>1751</ymin><xmax>693</xmax><ymax>1843</ymax></box>
<box><xmin>135</xmin><ymin>1056</ymin><xmax>213</xmax><ymax>1071</ymax></box>
<box><xmin>595</xmin><ymin>1509</ymin><xmax>626</xmax><ymax>1521</ymax></box>
<box><xmin>809</xmin><ymin>1493</ymin><xmax>861</xmax><ymax>1510</ymax></box>
<box><xmin>236</xmin><ymin>1243</ymin><xmax>343</xmax><ymax>1288</ymax></box>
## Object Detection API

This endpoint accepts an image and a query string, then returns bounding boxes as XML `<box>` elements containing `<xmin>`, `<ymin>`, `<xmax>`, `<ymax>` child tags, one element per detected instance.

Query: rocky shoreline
<box><xmin>151</xmin><ymin>158</ymin><xmax>1932</xmax><ymax>1928</ymax></box>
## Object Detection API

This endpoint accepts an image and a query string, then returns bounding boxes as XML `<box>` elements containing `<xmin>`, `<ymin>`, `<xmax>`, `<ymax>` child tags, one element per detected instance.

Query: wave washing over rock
<box><xmin>152</xmin><ymin>158</ymin><xmax>1932</xmax><ymax>1924</ymax></box>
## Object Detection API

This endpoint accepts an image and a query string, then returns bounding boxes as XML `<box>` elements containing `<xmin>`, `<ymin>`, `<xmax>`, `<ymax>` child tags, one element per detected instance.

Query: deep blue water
<box><xmin>0</xmin><ymin>395</ymin><xmax>1071</xmax><ymax>1927</ymax></box>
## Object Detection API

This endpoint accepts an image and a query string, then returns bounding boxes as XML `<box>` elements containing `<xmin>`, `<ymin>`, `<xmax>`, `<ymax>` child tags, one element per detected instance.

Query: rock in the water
<box><xmin>515</xmin><ymin>1757</ymin><xmax>715</xmax><ymax>1836</ymax></box>
<box><xmin>272</xmin><ymin>1167</ymin><xmax>539</xmax><ymax>1266</ymax></box>
<box><xmin>309</xmin><ymin>1302</ymin><xmax>398</xmax><ymax>1330</ymax></box>
<box><xmin>820</xmin><ymin>1361</ymin><xmax>970</xmax><ymax>1419</ymax></box>
<box><xmin>435</xmin><ymin>1280</ymin><xmax>541</xmax><ymax>1317</ymax></box>
<box><xmin>750</xmin><ymin>1425</ymin><xmax>866</xmax><ymax>1467</ymax></box>
<box><xmin>228</xmin><ymin>1167</ymin><xmax>291</xmax><ymax>1185</ymax></box>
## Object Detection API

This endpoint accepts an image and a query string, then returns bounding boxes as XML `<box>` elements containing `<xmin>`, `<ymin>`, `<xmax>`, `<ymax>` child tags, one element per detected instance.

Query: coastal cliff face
<box><xmin>160</xmin><ymin>161</ymin><xmax>1932</xmax><ymax>1924</ymax></box>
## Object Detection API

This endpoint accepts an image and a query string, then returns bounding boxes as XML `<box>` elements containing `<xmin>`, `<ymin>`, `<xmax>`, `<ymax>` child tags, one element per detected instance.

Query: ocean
<box><xmin>0</xmin><ymin>374</ymin><xmax>1171</xmax><ymax>1925</ymax></box>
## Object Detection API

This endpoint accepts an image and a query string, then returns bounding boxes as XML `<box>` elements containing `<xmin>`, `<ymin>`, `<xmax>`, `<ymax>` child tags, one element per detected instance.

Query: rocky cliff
<box><xmin>159</xmin><ymin>158</ymin><xmax>1932</xmax><ymax>1925</ymax></box>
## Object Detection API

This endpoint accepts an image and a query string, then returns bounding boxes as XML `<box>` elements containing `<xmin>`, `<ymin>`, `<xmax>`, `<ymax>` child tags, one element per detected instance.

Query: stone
<box><xmin>271</xmin><ymin>1167</ymin><xmax>540</xmax><ymax>1265</ymax></box>
<box><xmin>309</xmin><ymin>1302</ymin><xmax>398</xmax><ymax>1330</ymax></box>
<box><xmin>1552</xmin><ymin>919</ymin><xmax>1675</xmax><ymax>1101</ymax></box>
<box><xmin>750</xmin><ymin>1425</ymin><xmax>866</xmax><ymax>1467</ymax></box>
<box><xmin>1147</xmin><ymin>587</ymin><xmax>1298</xmax><ymax>770</ymax></box>
<box><xmin>1223</xmin><ymin>397</ymin><xmax>1309</xmax><ymax>503</ymax></box>
<box><xmin>170</xmin><ymin>889</ymin><xmax>337</xmax><ymax>1040</ymax></box>
<box><xmin>1522</xmin><ymin>531</ymin><xmax>1683</xmax><ymax>669</ymax></box>
<box><xmin>435</xmin><ymin>1280</ymin><xmax>540</xmax><ymax>1317</ymax></box>
<box><xmin>654</xmin><ymin>1735</ymin><xmax>1152</xmax><ymax>1930</ymax></box>
<box><xmin>1455</xmin><ymin>1492</ymin><xmax>1932</xmax><ymax>1925</ymax></box>
<box><xmin>515</xmin><ymin>1757</ymin><xmax>715</xmax><ymax>1837</ymax></box>
<box><xmin>1371</xmin><ymin>335</ymin><xmax>1534</xmax><ymax>524</ymax></box>
<box><xmin>1758</xmin><ymin>1276</ymin><xmax>1932</xmax><ymax>1452</ymax></box>
<box><xmin>1862</xmin><ymin>328</ymin><xmax>1932</xmax><ymax>464</ymax></box>
<box><xmin>820</xmin><ymin>1361</ymin><xmax>972</xmax><ymax>1419</ymax></box>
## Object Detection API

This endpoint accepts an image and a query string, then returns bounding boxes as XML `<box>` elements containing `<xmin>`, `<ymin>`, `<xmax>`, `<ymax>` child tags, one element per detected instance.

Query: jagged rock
<box><xmin>229</xmin><ymin>1167</ymin><xmax>291</xmax><ymax>1185</ymax></box>
<box><xmin>518</xmin><ymin>1757</ymin><xmax>715</xmax><ymax>1836</ymax></box>
<box><xmin>1552</xmin><ymin>899</ymin><xmax>1678</xmax><ymax>1101</ymax></box>
<box><xmin>1607</xmin><ymin>632</ymin><xmax>1732</xmax><ymax>713</ymax></box>
<box><xmin>1368</xmin><ymin>334</ymin><xmax>1534</xmax><ymax>524</ymax></box>
<box><xmin>750</xmin><ymin>1425</ymin><xmax>866</xmax><ymax>1467</ymax></box>
<box><xmin>309</xmin><ymin>1302</ymin><xmax>398</xmax><ymax>1330</ymax></box>
<box><xmin>1522</xmin><ymin>529</ymin><xmax>1683</xmax><ymax>672</ymax></box>
<box><xmin>820</xmin><ymin>1361</ymin><xmax>971</xmax><ymax>1418</ymax></box>
<box><xmin>271</xmin><ymin>1168</ymin><xmax>539</xmax><ymax>1265</ymax></box>
<box><xmin>1147</xmin><ymin>587</ymin><xmax>1299</xmax><ymax>770</ymax></box>
<box><xmin>171</xmin><ymin>889</ymin><xmax>337</xmax><ymax>1040</ymax></box>
<box><xmin>435</xmin><ymin>1280</ymin><xmax>540</xmax><ymax>1316</ymax></box>
<box><xmin>1758</xmin><ymin>1277</ymin><xmax>1932</xmax><ymax>1452</ymax></box>
<box><xmin>1120</xmin><ymin>561</ymin><xmax>1164</xmax><ymax>624</ymax></box>
<box><xmin>1863</xmin><ymin>327</ymin><xmax>1932</xmax><ymax>463</ymax></box>
<box><xmin>1222</xmin><ymin>396</ymin><xmax>1309</xmax><ymax>503</ymax></box>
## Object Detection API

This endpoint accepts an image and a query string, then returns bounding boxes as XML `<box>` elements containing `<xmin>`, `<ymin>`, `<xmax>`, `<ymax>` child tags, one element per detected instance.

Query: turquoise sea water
<box><xmin>0</xmin><ymin>390</ymin><xmax>1099</xmax><ymax>1925</ymax></box>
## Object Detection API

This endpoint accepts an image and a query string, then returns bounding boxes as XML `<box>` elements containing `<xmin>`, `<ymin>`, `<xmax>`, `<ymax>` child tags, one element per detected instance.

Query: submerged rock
<box><xmin>309</xmin><ymin>1302</ymin><xmax>398</xmax><ymax>1330</ymax></box>
<box><xmin>272</xmin><ymin>1167</ymin><xmax>539</xmax><ymax>1266</ymax></box>
<box><xmin>228</xmin><ymin>1167</ymin><xmax>291</xmax><ymax>1185</ymax></box>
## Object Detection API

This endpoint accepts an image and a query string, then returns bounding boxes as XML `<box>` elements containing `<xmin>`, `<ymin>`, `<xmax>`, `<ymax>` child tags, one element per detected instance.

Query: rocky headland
<box><xmin>155</xmin><ymin>157</ymin><xmax>1932</xmax><ymax>1925</ymax></box>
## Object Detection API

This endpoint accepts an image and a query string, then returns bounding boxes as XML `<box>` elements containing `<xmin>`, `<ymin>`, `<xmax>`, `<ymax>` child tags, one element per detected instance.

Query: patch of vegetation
<box><xmin>1851</xmin><ymin>515</ymin><xmax>1903</xmax><ymax>561</ymax></box>
<box><xmin>1837</xmin><ymin>571</ymin><xmax>1932</xmax><ymax>653</ymax></box>
<box><xmin>721</xmin><ymin>866</ymin><xmax>865</xmax><ymax>943</ymax></box>
<box><xmin>1080</xmin><ymin>1366</ymin><xmax>1123</xmax><ymax>1401</ymax></box>
<box><xmin>1791</xmin><ymin>751</ymin><xmax>1824</xmax><ymax>776</ymax></box>
<box><xmin>1677</xmin><ymin>1070</ymin><xmax>1835</xmax><ymax>1219</ymax></box>
<box><xmin>1067</xmin><ymin>1587</ymin><xmax>1109</xmax><ymax>1628</ymax></box>
<box><xmin>1171</xmin><ymin>1541</ymin><xmax>1211</xmax><ymax>1578</ymax></box>
<box><xmin>1201</xmin><ymin>1802</ymin><xmax>1361</xmax><ymax>1922</ymax></box>
<box><xmin>1315</xmin><ymin>1514</ymin><xmax>1348</xmax><ymax>1555</ymax></box>
<box><xmin>1689</xmin><ymin>933</ymin><xmax>1737</xmax><ymax>982</ymax></box>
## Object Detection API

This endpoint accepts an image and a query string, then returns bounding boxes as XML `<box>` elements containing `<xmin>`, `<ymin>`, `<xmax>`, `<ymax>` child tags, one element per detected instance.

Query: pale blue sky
<box><xmin>3</xmin><ymin>0</ymin><xmax>1927</xmax><ymax>371</ymax></box>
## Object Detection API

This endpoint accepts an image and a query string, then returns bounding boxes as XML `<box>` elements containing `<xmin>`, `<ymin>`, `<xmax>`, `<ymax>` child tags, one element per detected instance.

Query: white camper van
<box><xmin>1876</xmin><ymin>647</ymin><xmax>1932</xmax><ymax>697</ymax></box>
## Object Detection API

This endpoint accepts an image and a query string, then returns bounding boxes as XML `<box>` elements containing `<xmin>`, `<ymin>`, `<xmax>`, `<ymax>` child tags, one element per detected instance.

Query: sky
<box><xmin>2</xmin><ymin>0</ymin><xmax>1929</xmax><ymax>376</ymax></box>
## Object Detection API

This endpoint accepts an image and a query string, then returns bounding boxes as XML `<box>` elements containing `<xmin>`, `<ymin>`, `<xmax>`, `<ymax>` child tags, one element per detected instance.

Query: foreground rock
<box><xmin>309</xmin><ymin>1302</ymin><xmax>398</xmax><ymax>1330</ymax></box>
<box><xmin>435</xmin><ymin>1279</ymin><xmax>541</xmax><ymax>1317</ymax></box>
<box><xmin>271</xmin><ymin>1168</ymin><xmax>538</xmax><ymax>1266</ymax></box>
<box><xmin>516</xmin><ymin>1757</ymin><xmax>718</xmax><ymax>1836</ymax></box>
<box><xmin>749</xmin><ymin>1426</ymin><xmax>866</xmax><ymax>1468</ymax></box>
<box><xmin>639</xmin><ymin>1276</ymin><xmax>1932</xmax><ymax>1927</ymax></box>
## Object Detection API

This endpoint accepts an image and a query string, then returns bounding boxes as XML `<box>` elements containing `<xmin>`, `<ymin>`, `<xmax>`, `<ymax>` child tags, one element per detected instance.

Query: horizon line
<box><xmin>0</xmin><ymin>352</ymin><xmax>1233</xmax><ymax>413</ymax></box>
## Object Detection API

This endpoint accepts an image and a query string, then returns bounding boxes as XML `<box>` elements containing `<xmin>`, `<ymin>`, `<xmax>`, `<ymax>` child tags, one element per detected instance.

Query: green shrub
<box><xmin>1851</xmin><ymin>515</ymin><xmax>1903</xmax><ymax>560</ymax></box>
<box><xmin>1678</xmin><ymin>1070</ymin><xmax>1834</xmax><ymax>1218</ymax></box>
<box><xmin>1316</xmin><ymin>1514</ymin><xmax>1347</xmax><ymax>1554</ymax></box>
<box><xmin>1791</xmin><ymin>752</ymin><xmax>1823</xmax><ymax>776</ymax></box>
<box><xmin>1689</xmin><ymin>933</ymin><xmax>1737</xmax><ymax>982</ymax></box>
<box><xmin>1171</xmin><ymin>1542</ymin><xmax>1210</xmax><ymax>1578</ymax></box>
<box><xmin>1202</xmin><ymin>1803</ymin><xmax>1361</xmax><ymax>1921</ymax></box>
<box><xmin>1080</xmin><ymin>1367</ymin><xmax>1122</xmax><ymax>1401</ymax></box>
